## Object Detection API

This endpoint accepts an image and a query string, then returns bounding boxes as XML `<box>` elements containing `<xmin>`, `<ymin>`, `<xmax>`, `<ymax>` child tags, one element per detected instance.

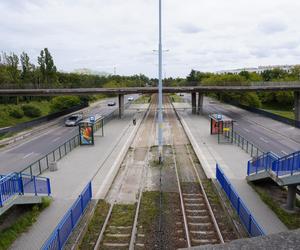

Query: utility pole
<box><xmin>158</xmin><ymin>0</ymin><xmax>163</xmax><ymax>164</ymax></box>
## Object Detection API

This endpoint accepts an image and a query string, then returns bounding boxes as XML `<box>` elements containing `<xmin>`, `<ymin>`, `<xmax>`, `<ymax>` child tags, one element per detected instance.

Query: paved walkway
<box><xmin>174</xmin><ymin>102</ymin><xmax>287</xmax><ymax>235</ymax></box>
<box><xmin>10</xmin><ymin>104</ymin><xmax>148</xmax><ymax>250</ymax></box>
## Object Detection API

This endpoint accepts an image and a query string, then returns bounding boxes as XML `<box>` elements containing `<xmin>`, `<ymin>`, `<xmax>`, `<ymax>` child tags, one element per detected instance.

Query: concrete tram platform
<box><xmin>10</xmin><ymin>104</ymin><xmax>148</xmax><ymax>250</ymax></box>
<box><xmin>173</xmin><ymin>102</ymin><xmax>287</xmax><ymax>235</ymax></box>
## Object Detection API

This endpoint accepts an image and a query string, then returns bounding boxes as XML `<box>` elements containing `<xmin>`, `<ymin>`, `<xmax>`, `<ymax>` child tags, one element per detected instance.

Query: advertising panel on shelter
<box><xmin>79</xmin><ymin>122</ymin><xmax>94</xmax><ymax>145</ymax></box>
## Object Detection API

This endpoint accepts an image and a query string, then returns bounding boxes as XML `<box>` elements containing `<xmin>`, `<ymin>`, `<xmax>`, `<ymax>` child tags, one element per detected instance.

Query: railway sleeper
<box><xmin>191</xmin><ymin>238</ymin><xmax>219</xmax><ymax>245</ymax></box>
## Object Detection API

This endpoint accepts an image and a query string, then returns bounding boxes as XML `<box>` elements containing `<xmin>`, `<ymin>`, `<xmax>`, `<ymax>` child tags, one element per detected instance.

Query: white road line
<box><xmin>281</xmin><ymin>151</ymin><xmax>288</xmax><ymax>155</ymax></box>
<box><xmin>23</xmin><ymin>152</ymin><xmax>34</xmax><ymax>159</ymax></box>
<box><xmin>259</xmin><ymin>137</ymin><xmax>269</xmax><ymax>144</ymax></box>
<box><xmin>243</xmin><ymin>128</ymin><xmax>250</xmax><ymax>133</ymax></box>
<box><xmin>52</xmin><ymin>137</ymin><xmax>61</xmax><ymax>142</ymax></box>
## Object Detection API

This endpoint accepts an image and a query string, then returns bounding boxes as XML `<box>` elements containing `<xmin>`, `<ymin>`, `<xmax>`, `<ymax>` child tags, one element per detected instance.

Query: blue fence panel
<box><xmin>20</xmin><ymin>174</ymin><xmax>51</xmax><ymax>196</ymax></box>
<box><xmin>42</xmin><ymin>182</ymin><xmax>92</xmax><ymax>250</ymax></box>
<box><xmin>248</xmin><ymin>152</ymin><xmax>279</xmax><ymax>176</ymax></box>
<box><xmin>0</xmin><ymin>173</ymin><xmax>21</xmax><ymax>206</ymax></box>
<box><xmin>72</xmin><ymin>198</ymin><xmax>83</xmax><ymax>226</ymax></box>
<box><xmin>216</xmin><ymin>164</ymin><xmax>265</xmax><ymax>237</ymax></box>
<box><xmin>58</xmin><ymin>213</ymin><xmax>73</xmax><ymax>247</ymax></box>
<box><xmin>274</xmin><ymin>151</ymin><xmax>300</xmax><ymax>176</ymax></box>
<box><xmin>0</xmin><ymin>173</ymin><xmax>51</xmax><ymax>207</ymax></box>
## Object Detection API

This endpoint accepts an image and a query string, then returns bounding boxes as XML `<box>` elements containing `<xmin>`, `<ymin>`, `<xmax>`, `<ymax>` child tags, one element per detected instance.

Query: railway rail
<box><xmin>74</xmin><ymin>94</ymin><xmax>239</xmax><ymax>249</ymax></box>
<box><xmin>165</xmin><ymin>97</ymin><xmax>224</xmax><ymax>247</ymax></box>
<box><xmin>93</xmin><ymin>96</ymin><xmax>157</xmax><ymax>250</ymax></box>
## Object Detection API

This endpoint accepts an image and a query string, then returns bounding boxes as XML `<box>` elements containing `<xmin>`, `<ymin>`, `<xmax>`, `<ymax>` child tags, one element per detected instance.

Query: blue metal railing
<box><xmin>273</xmin><ymin>151</ymin><xmax>300</xmax><ymax>177</ymax></box>
<box><xmin>247</xmin><ymin>152</ymin><xmax>279</xmax><ymax>176</ymax></box>
<box><xmin>42</xmin><ymin>181</ymin><xmax>92</xmax><ymax>250</ymax></box>
<box><xmin>247</xmin><ymin>150</ymin><xmax>300</xmax><ymax>177</ymax></box>
<box><xmin>216</xmin><ymin>164</ymin><xmax>265</xmax><ymax>237</ymax></box>
<box><xmin>0</xmin><ymin>173</ymin><xmax>51</xmax><ymax>207</ymax></box>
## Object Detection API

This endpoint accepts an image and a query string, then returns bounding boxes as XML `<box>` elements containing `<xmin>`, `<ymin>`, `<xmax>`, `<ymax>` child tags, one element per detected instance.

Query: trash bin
<box><xmin>49</xmin><ymin>161</ymin><xmax>58</xmax><ymax>172</ymax></box>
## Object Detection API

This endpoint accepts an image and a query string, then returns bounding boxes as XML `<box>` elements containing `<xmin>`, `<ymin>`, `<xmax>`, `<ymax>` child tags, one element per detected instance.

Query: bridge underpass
<box><xmin>1</xmin><ymin>83</ymin><xmax>300</xmax><ymax>120</ymax></box>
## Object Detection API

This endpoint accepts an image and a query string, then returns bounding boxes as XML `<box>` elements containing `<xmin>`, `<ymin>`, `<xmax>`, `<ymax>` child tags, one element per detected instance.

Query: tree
<box><xmin>38</xmin><ymin>48</ymin><xmax>57</xmax><ymax>86</ymax></box>
<box><xmin>20</xmin><ymin>52</ymin><xmax>34</xmax><ymax>84</ymax></box>
<box><xmin>5</xmin><ymin>52</ymin><xmax>20</xmax><ymax>84</ymax></box>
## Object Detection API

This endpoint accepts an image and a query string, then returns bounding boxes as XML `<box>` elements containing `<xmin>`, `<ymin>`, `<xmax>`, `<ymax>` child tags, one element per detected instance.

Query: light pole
<box><xmin>158</xmin><ymin>0</ymin><xmax>163</xmax><ymax>164</ymax></box>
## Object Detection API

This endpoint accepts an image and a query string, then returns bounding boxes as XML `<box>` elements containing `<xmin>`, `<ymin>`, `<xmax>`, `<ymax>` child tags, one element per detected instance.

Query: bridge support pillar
<box><xmin>118</xmin><ymin>94</ymin><xmax>124</xmax><ymax>118</ymax></box>
<box><xmin>286</xmin><ymin>185</ymin><xmax>297</xmax><ymax>211</ymax></box>
<box><xmin>197</xmin><ymin>92</ymin><xmax>204</xmax><ymax>115</ymax></box>
<box><xmin>294</xmin><ymin>91</ymin><xmax>300</xmax><ymax>122</ymax></box>
<box><xmin>191</xmin><ymin>92</ymin><xmax>197</xmax><ymax>114</ymax></box>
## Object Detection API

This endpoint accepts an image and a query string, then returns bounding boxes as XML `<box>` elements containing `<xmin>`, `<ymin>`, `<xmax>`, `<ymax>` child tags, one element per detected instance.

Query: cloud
<box><xmin>258</xmin><ymin>20</ymin><xmax>288</xmax><ymax>34</ymax></box>
<box><xmin>0</xmin><ymin>0</ymin><xmax>300</xmax><ymax>77</ymax></box>
<box><xmin>178</xmin><ymin>23</ymin><xmax>204</xmax><ymax>34</ymax></box>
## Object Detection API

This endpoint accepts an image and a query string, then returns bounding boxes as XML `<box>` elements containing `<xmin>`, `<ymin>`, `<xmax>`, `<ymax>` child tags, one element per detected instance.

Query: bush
<box><xmin>9</xmin><ymin>107</ymin><xmax>24</xmax><ymax>119</ymax></box>
<box><xmin>50</xmin><ymin>96</ymin><xmax>81</xmax><ymax>113</ymax></box>
<box><xmin>240</xmin><ymin>92</ymin><xmax>261</xmax><ymax>108</ymax></box>
<box><xmin>22</xmin><ymin>104</ymin><xmax>42</xmax><ymax>118</ymax></box>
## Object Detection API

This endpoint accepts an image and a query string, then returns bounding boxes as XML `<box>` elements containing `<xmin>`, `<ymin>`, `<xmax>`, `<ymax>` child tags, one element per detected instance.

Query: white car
<box><xmin>128</xmin><ymin>96</ymin><xmax>134</xmax><ymax>101</ymax></box>
<box><xmin>65</xmin><ymin>114</ymin><xmax>83</xmax><ymax>126</ymax></box>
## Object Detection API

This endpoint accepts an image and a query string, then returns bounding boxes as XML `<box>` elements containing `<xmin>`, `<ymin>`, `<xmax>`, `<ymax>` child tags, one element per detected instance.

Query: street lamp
<box><xmin>158</xmin><ymin>0</ymin><xmax>163</xmax><ymax>164</ymax></box>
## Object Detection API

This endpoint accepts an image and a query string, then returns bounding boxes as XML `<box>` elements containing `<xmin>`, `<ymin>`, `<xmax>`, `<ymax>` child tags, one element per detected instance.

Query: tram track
<box><xmin>93</xmin><ymin>95</ymin><xmax>157</xmax><ymax>250</ymax></box>
<box><xmin>165</xmin><ymin>96</ymin><xmax>224</xmax><ymax>247</ymax></box>
<box><xmin>76</xmin><ymin>94</ymin><xmax>239</xmax><ymax>249</ymax></box>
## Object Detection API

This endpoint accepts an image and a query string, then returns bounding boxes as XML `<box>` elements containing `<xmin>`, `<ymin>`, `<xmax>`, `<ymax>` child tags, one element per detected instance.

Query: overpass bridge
<box><xmin>1</xmin><ymin>82</ymin><xmax>300</xmax><ymax>120</ymax></box>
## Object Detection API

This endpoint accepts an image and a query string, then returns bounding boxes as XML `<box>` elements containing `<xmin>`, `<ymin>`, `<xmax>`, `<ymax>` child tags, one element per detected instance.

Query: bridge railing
<box><xmin>247</xmin><ymin>152</ymin><xmax>279</xmax><ymax>176</ymax></box>
<box><xmin>42</xmin><ymin>181</ymin><xmax>92</xmax><ymax>250</ymax></box>
<box><xmin>216</xmin><ymin>164</ymin><xmax>265</xmax><ymax>237</ymax></box>
<box><xmin>273</xmin><ymin>151</ymin><xmax>300</xmax><ymax>177</ymax></box>
<box><xmin>0</xmin><ymin>173</ymin><xmax>51</xmax><ymax>207</ymax></box>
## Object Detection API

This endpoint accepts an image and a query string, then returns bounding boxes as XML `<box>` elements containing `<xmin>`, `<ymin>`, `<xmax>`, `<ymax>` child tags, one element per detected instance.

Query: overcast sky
<box><xmin>1</xmin><ymin>0</ymin><xmax>300</xmax><ymax>77</ymax></box>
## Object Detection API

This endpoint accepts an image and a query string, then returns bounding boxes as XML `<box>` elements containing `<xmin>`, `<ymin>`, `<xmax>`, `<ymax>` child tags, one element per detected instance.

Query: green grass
<box><xmin>0</xmin><ymin>101</ymin><xmax>51</xmax><ymax>128</ymax></box>
<box><xmin>261</xmin><ymin>104</ymin><xmax>294</xmax><ymax>120</ymax></box>
<box><xmin>0</xmin><ymin>197</ymin><xmax>52</xmax><ymax>249</ymax></box>
<box><xmin>139</xmin><ymin>192</ymin><xmax>160</xmax><ymax>231</ymax></box>
<box><xmin>109</xmin><ymin>204</ymin><xmax>136</xmax><ymax>227</ymax></box>
<box><xmin>169</xmin><ymin>94</ymin><xmax>183</xmax><ymax>103</ymax></box>
<box><xmin>133</xmin><ymin>95</ymin><xmax>151</xmax><ymax>104</ymax></box>
<box><xmin>249</xmin><ymin>183</ymin><xmax>300</xmax><ymax>229</ymax></box>
<box><xmin>79</xmin><ymin>200</ymin><xmax>110</xmax><ymax>250</ymax></box>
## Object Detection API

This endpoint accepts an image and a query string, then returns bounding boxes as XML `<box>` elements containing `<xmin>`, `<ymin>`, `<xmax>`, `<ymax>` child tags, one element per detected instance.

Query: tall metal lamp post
<box><xmin>158</xmin><ymin>0</ymin><xmax>163</xmax><ymax>164</ymax></box>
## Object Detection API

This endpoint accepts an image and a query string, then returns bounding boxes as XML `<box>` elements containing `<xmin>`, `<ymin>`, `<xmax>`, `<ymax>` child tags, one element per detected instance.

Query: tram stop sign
<box><xmin>216</xmin><ymin>114</ymin><xmax>223</xmax><ymax>120</ymax></box>
<box><xmin>89</xmin><ymin>116</ymin><xmax>95</xmax><ymax>123</ymax></box>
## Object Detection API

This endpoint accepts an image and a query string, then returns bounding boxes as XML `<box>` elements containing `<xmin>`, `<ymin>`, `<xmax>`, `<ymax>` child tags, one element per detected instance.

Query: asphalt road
<box><xmin>181</xmin><ymin>94</ymin><xmax>300</xmax><ymax>157</ymax></box>
<box><xmin>0</xmin><ymin>94</ymin><xmax>139</xmax><ymax>174</ymax></box>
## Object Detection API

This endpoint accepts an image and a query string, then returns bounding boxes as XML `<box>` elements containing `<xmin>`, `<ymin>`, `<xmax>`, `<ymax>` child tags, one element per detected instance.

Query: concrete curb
<box><xmin>93</xmin><ymin>105</ymin><xmax>150</xmax><ymax>199</ymax></box>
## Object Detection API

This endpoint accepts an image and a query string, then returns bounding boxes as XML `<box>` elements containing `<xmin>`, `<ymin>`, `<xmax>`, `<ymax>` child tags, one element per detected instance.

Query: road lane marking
<box><xmin>52</xmin><ymin>137</ymin><xmax>61</xmax><ymax>142</ymax></box>
<box><xmin>243</xmin><ymin>128</ymin><xmax>250</xmax><ymax>133</ymax></box>
<box><xmin>281</xmin><ymin>151</ymin><xmax>288</xmax><ymax>155</ymax></box>
<box><xmin>23</xmin><ymin>152</ymin><xmax>34</xmax><ymax>159</ymax></box>
<box><xmin>259</xmin><ymin>137</ymin><xmax>269</xmax><ymax>143</ymax></box>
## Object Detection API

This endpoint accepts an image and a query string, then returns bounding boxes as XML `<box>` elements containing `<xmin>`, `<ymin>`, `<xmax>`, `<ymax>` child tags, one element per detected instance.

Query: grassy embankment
<box><xmin>0</xmin><ymin>101</ymin><xmax>51</xmax><ymax>128</ymax></box>
<box><xmin>0</xmin><ymin>197</ymin><xmax>52</xmax><ymax>249</ymax></box>
<box><xmin>249</xmin><ymin>183</ymin><xmax>300</xmax><ymax>229</ymax></box>
<box><xmin>261</xmin><ymin>104</ymin><xmax>294</xmax><ymax>120</ymax></box>
<box><xmin>133</xmin><ymin>95</ymin><xmax>151</xmax><ymax>104</ymax></box>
